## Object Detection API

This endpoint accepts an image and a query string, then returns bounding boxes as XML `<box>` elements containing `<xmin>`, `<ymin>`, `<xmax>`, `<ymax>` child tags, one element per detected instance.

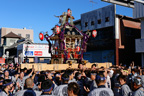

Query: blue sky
<box><xmin>0</xmin><ymin>0</ymin><xmax>132</xmax><ymax>43</ymax></box>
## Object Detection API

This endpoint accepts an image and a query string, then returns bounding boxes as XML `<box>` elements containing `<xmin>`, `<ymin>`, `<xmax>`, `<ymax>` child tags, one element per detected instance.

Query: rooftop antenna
<box><xmin>89</xmin><ymin>0</ymin><xmax>97</xmax><ymax>9</ymax></box>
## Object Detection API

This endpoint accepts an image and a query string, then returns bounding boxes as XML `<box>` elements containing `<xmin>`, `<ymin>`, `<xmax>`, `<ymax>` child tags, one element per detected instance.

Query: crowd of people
<box><xmin>0</xmin><ymin>62</ymin><xmax>144</xmax><ymax>96</ymax></box>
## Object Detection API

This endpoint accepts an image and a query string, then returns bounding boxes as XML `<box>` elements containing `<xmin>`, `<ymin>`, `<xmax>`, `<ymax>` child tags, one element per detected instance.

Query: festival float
<box><xmin>39</xmin><ymin>9</ymin><xmax>97</xmax><ymax>64</ymax></box>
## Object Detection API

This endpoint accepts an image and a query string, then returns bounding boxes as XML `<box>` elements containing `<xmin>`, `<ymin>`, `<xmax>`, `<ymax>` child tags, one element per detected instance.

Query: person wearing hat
<box><xmin>0</xmin><ymin>79</ymin><xmax>14</xmax><ymax>96</ymax></box>
<box><xmin>131</xmin><ymin>77</ymin><xmax>144</xmax><ymax>96</ymax></box>
<box><xmin>15</xmin><ymin>78</ymin><xmax>41</xmax><ymax>96</ymax></box>
<box><xmin>88</xmin><ymin>74</ymin><xmax>114</xmax><ymax>96</ymax></box>
<box><xmin>40</xmin><ymin>79</ymin><xmax>55</xmax><ymax>96</ymax></box>
<box><xmin>118</xmin><ymin>74</ymin><xmax>131</xmax><ymax>96</ymax></box>
<box><xmin>53</xmin><ymin>72</ymin><xmax>69</xmax><ymax>96</ymax></box>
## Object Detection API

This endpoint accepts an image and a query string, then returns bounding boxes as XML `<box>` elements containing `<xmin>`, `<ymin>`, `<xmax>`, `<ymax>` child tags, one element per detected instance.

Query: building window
<box><xmin>18</xmin><ymin>34</ymin><xmax>21</xmax><ymax>37</ymax></box>
<box><xmin>98</xmin><ymin>19</ymin><xmax>101</xmax><ymax>24</ymax></box>
<box><xmin>91</xmin><ymin>21</ymin><xmax>95</xmax><ymax>26</ymax></box>
<box><xmin>26</xmin><ymin>34</ymin><xmax>30</xmax><ymax>39</ymax></box>
<box><xmin>10</xmin><ymin>39</ymin><xmax>16</xmax><ymax>45</ymax></box>
<box><xmin>105</xmin><ymin>17</ymin><xmax>109</xmax><ymax>22</ymax></box>
<box><xmin>85</xmin><ymin>22</ymin><xmax>88</xmax><ymax>27</ymax></box>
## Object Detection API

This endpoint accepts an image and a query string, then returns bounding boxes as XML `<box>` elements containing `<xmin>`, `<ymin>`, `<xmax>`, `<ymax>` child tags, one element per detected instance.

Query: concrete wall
<box><xmin>0</xmin><ymin>27</ymin><xmax>33</xmax><ymax>45</ymax></box>
<box><xmin>81</xmin><ymin>5</ymin><xmax>115</xmax><ymax>31</ymax></box>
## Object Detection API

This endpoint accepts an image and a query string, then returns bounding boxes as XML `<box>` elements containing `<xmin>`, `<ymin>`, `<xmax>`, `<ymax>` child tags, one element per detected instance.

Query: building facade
<box><xmin>134</xmin><ymin>1</ymin><xmax>144</xmax><ymax>67</ymax></box>
<box><xmin>0</xmin><ymin>27</ymin><xmax>33</xmax><ymax>58</ymax></box>
<box><xmin>0</xmin><ymin>27</ymin><xmax>33</xmax><ymax>46</ymax></box>
<box><xmin>74</xmin><ymin>5</ymin><xmax>141</xmax><ymax>65</ymax></box>
<box><xmin>0</xmin><ymin>32</ymin><xmax>22</xmax><ymax>57</ymax></box>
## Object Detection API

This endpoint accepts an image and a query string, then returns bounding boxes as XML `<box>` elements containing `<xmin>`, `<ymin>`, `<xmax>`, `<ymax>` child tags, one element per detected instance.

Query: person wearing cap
<box><xmin>15</xmin><ymin>78</ymin><xmax>41</xmax><ymax>96</ymax></box>
<box><xmin>40</xmin><ymin>79</ymin><xmax>55</xmax><ymax>96</ymax></box>
<box><xmin>131</xmin><ymin>77</ymin><xmax>144</xmax><ymax>96</ymax></box>
<box><xmin>53</xmin><ymin>72</ymin><xmax>69</xmax><ymax>96</ymax></box>
<box><xmin>118</xmin><ymin>74</ymin><xmax>132</xmax><ymax>96</ymax></box>
<box><xmin>0</xmin><ymin>79</ymin><xmax>14</xmax><ymax>96</ymax></box>
<box><xmin>88</xmin><ymin>74</ymin><xmax>114</xmax><ymax>96</ymax></box>
<box><xmin>67</xmin><ymin>82</ymin><xmax>79</xmax><ymax>96</ymax></box>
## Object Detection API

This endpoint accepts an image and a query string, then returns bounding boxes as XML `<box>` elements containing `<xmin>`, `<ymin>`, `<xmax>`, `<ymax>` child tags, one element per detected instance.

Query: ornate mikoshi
<box><xmin>39</xmin><ymin>9</ymin><xmax>97</xmax><ymax>64</ymax></box>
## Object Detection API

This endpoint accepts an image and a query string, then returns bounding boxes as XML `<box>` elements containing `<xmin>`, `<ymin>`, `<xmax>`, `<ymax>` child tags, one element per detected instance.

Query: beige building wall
<box><xmin>0</xmin><ymin>27</ymin><xmax>33</xmax><ymax>45</ymax></box>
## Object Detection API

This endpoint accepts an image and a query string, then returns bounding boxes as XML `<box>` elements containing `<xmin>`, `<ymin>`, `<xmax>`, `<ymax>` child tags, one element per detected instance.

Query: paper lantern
<box><xmin>92</xmin><ymin>30</ymin><xmax>97</xmax><ymax>37</ymax></box>
<box><xmin>76</xmin><ymin>46</ymin><xmax>80</xmax><ymax>52</ymax></box>
<box><xmin>55</xmin><ymin>47</ymin><xmax>58</xmax><ymax>50</ymax></box>
<box><xmin>39</xmin><ymin>33</ymin><xmax>44</xmax><ymax>41</ymax></box>
<box><xmin>56</xmin><ymin>25</ymin><xmax>60</xmax><ymax>34</ymax></box>
<box><xmin>67</xmin><ymin>9</ymin><xmax>71</xmax><ymax>17</ymax></box>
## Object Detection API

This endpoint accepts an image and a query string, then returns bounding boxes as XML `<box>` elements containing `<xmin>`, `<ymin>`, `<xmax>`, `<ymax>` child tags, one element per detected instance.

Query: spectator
<box><xmin>118</xmin><ymin>75</ymin><xmax>132</xmax><ymax>96</ymax></box>
<box><xmin>91</xmin><ymin>64</ymin><xmax>97</xmax><ymax>71</ymax></box>
<box><xmin>0</xmin><ymin>77</ymin><xmax>4</xmax><ymax>92</ymax></box>
<box><xmin>78</xmin><ymin>64</ymin><xmax>83</xmax><ymax>70</ymax></box>
<box><xmin>41</xmin><ymin>79</ymin><xmax>55</xmax><ymax>96</ymax></box>
<box><xmin>3</xmin><ymin>70</ymin><xmax>19</xmax><ymax>83</ymax></box>
<box><xmin>88</xmin><ymin>74</ymin><xmax>114</xmax><ymax>96</ymax></box>
<box><xmin>53</xmin><ymin>72</ymin><xmax>69</xmax><ymax>96</ymax></box>
<box><xmin>68</xmin><ymin>82</ymin><xmax>79</xmax><ymax>96</ymax></box>
<box><xmin>0</xmin><ymin>79</ymin><xmax>14</xmax><ymax>96</ymax></box>
<box><xmin>16</xmin><ymin>68</ymin><xmax>34</xmax><ymax>90</ymax></box>
<box><xmin>131</xmin><ymin>77</ymin><xmax>144</xmax><ymax>96</ymax></box>
<box><xmin>15</xmin><ymin>78</ymin><xmax>41</xmax><ymax>96</ymax></box>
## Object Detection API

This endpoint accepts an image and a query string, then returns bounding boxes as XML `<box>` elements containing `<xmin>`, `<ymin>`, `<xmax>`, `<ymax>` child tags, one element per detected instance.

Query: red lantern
<box><xmin>92</xmin><ymin>30</ymin><xmax>97</xmax><ymax>37</ymax></box>
<box><xmin>55</xmin><ymin>25</ymin><xmax>60</xmax><ymax>34</ymax></box>
<box><xmin>76</xmin><ymin>46</ymin><xmax>80</xmax><ymax>52</ymax></box>
<box><xmin>55</xmin><ymin>46</ymin><xmax>58</xmax><ymax>50</ymax></box>
<box><xmin>39</xmin><ymin>33</ymin><xmax>44</xmax><ymax>41</ymax></box>
<box><xmin>67</xmin><ymin>9</ymin><xmax>71</xmax><ymax>17</ymax></box>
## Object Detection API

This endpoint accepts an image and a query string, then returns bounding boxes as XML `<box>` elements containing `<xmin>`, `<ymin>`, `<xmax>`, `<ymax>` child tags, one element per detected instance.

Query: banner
<box><xmin>0</xmin><ymin>58</ymin><xmax>5</xmax><ymax>64</ymax></box>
